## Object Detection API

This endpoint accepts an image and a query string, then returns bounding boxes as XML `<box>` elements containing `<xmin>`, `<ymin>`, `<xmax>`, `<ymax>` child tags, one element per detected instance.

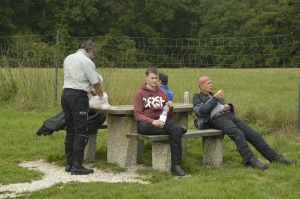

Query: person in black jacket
<box><xmin>192</xmin><ymin>76</ymin><xmax>296</xmax><ymax>170</ymax></box>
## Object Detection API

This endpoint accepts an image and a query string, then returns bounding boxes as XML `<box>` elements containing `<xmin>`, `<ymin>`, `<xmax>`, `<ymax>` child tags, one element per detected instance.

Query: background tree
<box><xmin>0</xmin><ymin>0</ymin><xmax>15</xmax><ymax>36</ymax></box>
<box><xmin>0</xmin><ymin>0</ymin><xmax>299</xmax><ymax>68</ymax></box>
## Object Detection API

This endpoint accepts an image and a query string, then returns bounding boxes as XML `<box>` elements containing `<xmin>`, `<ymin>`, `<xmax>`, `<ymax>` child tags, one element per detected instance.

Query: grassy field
<box><xmin>0</xmin><ymin>68</ymin><xmax>299</xmax><ymax>198</ymax></box>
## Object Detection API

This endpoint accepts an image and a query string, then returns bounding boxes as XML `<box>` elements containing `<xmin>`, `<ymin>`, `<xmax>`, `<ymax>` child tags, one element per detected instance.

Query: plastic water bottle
<box><xmin>184</xmin><ymin>89</ymin><xmax>189</xmax><ymax>105</ymax></box>
<box><xmin>159</xmin><ymin>105</ymin><xmax>169</xmax><ymax>126</ymax></box>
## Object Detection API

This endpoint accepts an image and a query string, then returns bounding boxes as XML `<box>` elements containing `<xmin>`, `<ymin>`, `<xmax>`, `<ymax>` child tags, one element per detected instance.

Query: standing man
<box><xmin>193</xmin><ymin>76</ymin><xmax>296</xmax><ymax>170</ymax></box>
<box><xmin>158</xmin><ymin>72</ymin><xmax>174</xmax><ymax>101</ymax></box>
<box><xmin>61</xmin><ymin>40</ymin><xmax>106</xmax><ymax>175</ymax></box>
<box><xmin>134</xmin><ymin>67</ymin><xmax>186</xmax><ymax>176</ymax></box>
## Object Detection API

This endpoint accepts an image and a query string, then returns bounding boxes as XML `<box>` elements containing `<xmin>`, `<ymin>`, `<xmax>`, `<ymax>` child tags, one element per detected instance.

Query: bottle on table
<box><xmin>184</xmin><ymin>89</ymin><xmax>189</xmax><ymax>105</ymax></box>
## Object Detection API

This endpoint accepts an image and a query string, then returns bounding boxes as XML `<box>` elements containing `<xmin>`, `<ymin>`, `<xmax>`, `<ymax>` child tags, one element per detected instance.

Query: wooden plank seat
<box><xmin>126</xmin><ymin>129</ymin><xmax>224</xmax><ymax>172</ymax></box>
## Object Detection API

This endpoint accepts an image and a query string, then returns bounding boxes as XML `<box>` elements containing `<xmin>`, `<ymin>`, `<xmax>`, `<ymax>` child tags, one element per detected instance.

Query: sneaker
<box><xmin>71</xmin><ymin>162</ymin><xmax>94</xmax><ymax>175</ymax></box>
<box><xmin>273</xmin><ymin>154</ymin><xmax>296</xmax><ymax>166</ymax></box>
<box><xmin>171</xmin><ymin>165</ymin><xmax>185</xmax><ymax>176</ymax></box>
<box><xmin>245</xmin><ymin>156</ymin><xmax>268</xmax><ymax>170</ymax></box>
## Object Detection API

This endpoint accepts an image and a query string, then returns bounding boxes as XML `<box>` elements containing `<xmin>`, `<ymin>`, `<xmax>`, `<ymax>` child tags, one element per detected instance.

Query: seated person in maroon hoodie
<box><xmin>133</xmin><ymin>67</ymin><xmax>187</xmax><ymax>176</ymax></box>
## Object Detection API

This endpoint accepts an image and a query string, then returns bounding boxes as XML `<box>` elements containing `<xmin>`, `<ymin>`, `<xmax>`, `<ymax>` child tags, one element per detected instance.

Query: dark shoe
<box><xmin>243</xmin><ymin>161</ymin><xmax>251</xmax><ymax>168</ymax></box>
<box><xmin>171</xmin><ymin>165</ymin><xmax>185</xmax><ymax>176</ymax></box>
<box><xmin>71</xmin><ymin>162</ymin><xmax>94</xmax><ymax>175</ymax></box>
<box><xmin>65</xmin><ymin>164</ymin><xmax>72</xmax><ymax>172</ymax></box>
<box><xmin>181</xmin><ymin>126</ymin><xmax>187</xmax><ymax>134</ymax></box>
<box><xmin>245</xmin><ymin>156</ymin><xmax>268</xmax><ymax>170</ymax></box>
<box><xmin>273</xmin><ymin>154</ymin><xmax>296</xmax><ymax>166</ymax></box>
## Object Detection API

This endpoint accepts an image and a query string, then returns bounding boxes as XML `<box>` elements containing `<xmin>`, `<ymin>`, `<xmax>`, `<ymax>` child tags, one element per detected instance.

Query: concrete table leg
<box><xmin>172</xmin><ymin>112</ymin><xmax>189</xmax><ymax>155</ymax></box>
<box><xmin>107</xmin><ymin>115</ymin><xmax>138</xmax><ymax>167</ymax></box>
<box><xmin>137</xmin><ymin>140</ymin><xmax>144</xmax><ymax>154</ymax></box>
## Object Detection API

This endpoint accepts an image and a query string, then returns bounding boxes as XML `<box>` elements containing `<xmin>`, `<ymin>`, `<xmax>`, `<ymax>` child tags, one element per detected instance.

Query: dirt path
<box><xmin>0</xmin><ymin>160</ymin><xmax>149</xmax><ymax>199</ymax></box>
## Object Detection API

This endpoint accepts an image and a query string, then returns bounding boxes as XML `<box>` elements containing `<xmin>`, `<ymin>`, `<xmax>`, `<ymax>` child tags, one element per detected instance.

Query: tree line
<box><xmin>1</xmin><ymin>0</ymin><xmax>300</xmax><ymax>68</ymax></box>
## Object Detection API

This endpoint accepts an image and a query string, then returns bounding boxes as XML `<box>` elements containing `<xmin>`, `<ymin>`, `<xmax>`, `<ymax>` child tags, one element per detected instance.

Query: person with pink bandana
<box><xmin>192</xmin><ymin>76</ymin><xmax>296</xmax><ymax>170</ymax></box>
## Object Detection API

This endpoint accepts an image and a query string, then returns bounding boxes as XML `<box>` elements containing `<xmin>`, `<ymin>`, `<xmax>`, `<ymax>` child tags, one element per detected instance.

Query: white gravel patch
<box><xmin>0</xmin><ymin>160</ymin><xmax>149</xmax><ymax>199</ymax></box>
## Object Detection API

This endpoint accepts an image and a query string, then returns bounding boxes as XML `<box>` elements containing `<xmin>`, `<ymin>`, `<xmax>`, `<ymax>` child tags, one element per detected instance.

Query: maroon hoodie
<box><xmin>134</xmin><ymin>82</ymin><xmax>174</xmax><ymax>124</ymax></box>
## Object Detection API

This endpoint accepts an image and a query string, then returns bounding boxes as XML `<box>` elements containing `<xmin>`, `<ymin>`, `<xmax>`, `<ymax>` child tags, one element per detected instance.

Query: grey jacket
<box><xmin>192</xmin><ymin>92</ymin><xmax>234</xmax><ymax>129</ymax></box>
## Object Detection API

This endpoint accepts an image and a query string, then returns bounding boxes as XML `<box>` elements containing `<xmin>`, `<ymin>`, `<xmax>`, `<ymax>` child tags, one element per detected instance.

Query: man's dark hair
<box><xmin>159</xmin><ymin>73</ymin><xmax>168</xmax><ymax>85</ymax></box>
<box><xmin>146</xmin><ymin>67</ymin><xmax>159</xmax><ymax>76</ymax></box>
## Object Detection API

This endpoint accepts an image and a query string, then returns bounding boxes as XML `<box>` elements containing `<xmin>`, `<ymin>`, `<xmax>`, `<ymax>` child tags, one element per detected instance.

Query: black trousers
<box><xmin>61</xmin><ymin>88</ymin><xmax>89</xmax><ymax>165</ymax></box>
<box><xmin>137</xmin><ymin>118</ymin><xmax>183</xmax><ymax>165</ymax></box>
<box><xmin>212</xmin><ymin>112</ymin><xmax>278</xmax><ymax>163</ymax></box>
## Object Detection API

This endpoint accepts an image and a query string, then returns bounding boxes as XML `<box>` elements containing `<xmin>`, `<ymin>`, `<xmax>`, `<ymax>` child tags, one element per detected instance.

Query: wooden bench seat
<box><xmin>126</xmin><ymin>129</ymin><xmax>224</xmax><ymax>172</ymax></box>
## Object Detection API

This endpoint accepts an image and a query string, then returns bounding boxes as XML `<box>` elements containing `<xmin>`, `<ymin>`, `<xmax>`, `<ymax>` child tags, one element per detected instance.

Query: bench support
<box><xmin>152</xmin><ymin>142</ymin><xmax>172</xmax><ymax>172</ymax></box>
<box><xmin>152</xmin><ymin>140</ymin><xmax>188</xmax><ymax>172</ymax></box>
<box><xmin>202</xmin><ymin>135</ymin><xmax>223</xmax><ymax>166</ymax></box>
<box><xmin>151</xmin><ymin>134</ymin><xmax>223</xmax><ymax>172</ymax></box>
<box><xmin>84</xmin><ymin>129</ymin><xmax>98</xmax><ymax>160</ymax></box>
<box><xmin>126</xmin><ymin>129</ymin><xmax>223</xmax><ymax>172</ymax></box>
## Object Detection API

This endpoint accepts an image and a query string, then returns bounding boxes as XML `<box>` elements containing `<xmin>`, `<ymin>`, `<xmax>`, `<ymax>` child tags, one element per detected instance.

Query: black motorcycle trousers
<box><xmin>61</xmin><ymin>88</ymin><xmax>89</xmax><ymax>165</ymax></box>
<box><xmin>213</xmin><ymin>113</ymin><xmax>278</xmax><ymax>163</ymax></box>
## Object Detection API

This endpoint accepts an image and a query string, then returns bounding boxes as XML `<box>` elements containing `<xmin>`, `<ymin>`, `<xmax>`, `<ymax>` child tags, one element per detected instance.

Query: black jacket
<box><xmin>36</xmin><ymin>111</ymin><xmax>106</xmax><ymax>136</ymax></box>
<box><xmin>192</xmin><ymin>92</ymin><xmax>234</xmax><ymax>129</ymax></box>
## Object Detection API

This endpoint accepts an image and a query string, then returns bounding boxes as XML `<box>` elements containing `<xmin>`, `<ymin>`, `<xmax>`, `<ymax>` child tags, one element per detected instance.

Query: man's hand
<box><xmin>90</xmin><ymin>90</ymin><xmax>97</xmax><ymax>96</ymax></box>
<box><xmin>152</xmin><ymin>120</ymin><xmax>165</xmax><ymax>128</ymax></box>
<box><xmin>166</xmin><ymin>101</ymin><xmax>173</xmax><ymax>108</ymax></box>
<box><xmin>223</xmin><ymin>104</ymin><xmax>230</xmax><ymax>111</ymax></box>
<box><xmin>214</xmin><ymin>90</ymin><xmax>222</xmax><ymax>99</ymax></box>
<box><xmin>98</xmin><ymin>92</ymin><xmax>108</xmax><ymax>103</ymax></box>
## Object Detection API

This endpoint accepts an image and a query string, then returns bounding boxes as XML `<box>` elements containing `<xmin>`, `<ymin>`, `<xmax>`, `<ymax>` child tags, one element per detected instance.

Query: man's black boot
<box><xmin>245</xmin><ymin>156</ymin><xmax>268</xmax><ymax>170</ymax></box>
<box><xmin>171</xmin><ymin>165</ymin><xmax>185</xmax><ymax>176</ymax></box>
<box><xmin>71</xmin><ymin>162</ymin><xmax>94</xmax><ymax>175</ymax></box>
<box><xmin>65</xmin><ymin>158</ymin><xmax>73</xmax><ymax>172</ymax></box>
<box><xmin>181</xmin><ymin>126</ymin><xmax>187</xmax><ymax>134</ymax></box>
<box><xmin>273</xmin><ymin>154</ymin><xmax>296</xmax><ymax>166</ymax></box>
<box><xmin>65</xmin><ymin>164</ymin><xmax>72</xmax><ymax>172</ymax></box>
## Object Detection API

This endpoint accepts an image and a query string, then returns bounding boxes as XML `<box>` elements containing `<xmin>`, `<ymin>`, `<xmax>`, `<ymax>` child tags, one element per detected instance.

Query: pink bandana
<box><xmin>198</xmin><ymin>76</ymin><xmax>211</xmax><ymax>86</ymax></box>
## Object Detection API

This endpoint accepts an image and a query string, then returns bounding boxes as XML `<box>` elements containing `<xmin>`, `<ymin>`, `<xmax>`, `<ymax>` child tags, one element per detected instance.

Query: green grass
<box><xmin>1</xmin><ymin>67</ymin><xmax>299</xmax><ymax>126</ymax></box>
<box><xmin>0</xmin><ymin>68</ymin><xmax>300</xmax><ymax>198</ymax></box>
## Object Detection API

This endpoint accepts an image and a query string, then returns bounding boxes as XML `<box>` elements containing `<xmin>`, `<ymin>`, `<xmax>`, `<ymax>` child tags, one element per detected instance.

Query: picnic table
<box><xmin>90</xmin><ymin>103</ymin><xmax>193</xmax><ymax>167</ymax></box>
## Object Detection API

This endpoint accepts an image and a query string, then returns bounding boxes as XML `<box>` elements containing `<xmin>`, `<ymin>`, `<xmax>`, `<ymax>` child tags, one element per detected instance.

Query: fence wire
<box><xmin>0</xmin><ymin>29</ymin><xmax>299</xmax><ymax>68</ymax></box>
